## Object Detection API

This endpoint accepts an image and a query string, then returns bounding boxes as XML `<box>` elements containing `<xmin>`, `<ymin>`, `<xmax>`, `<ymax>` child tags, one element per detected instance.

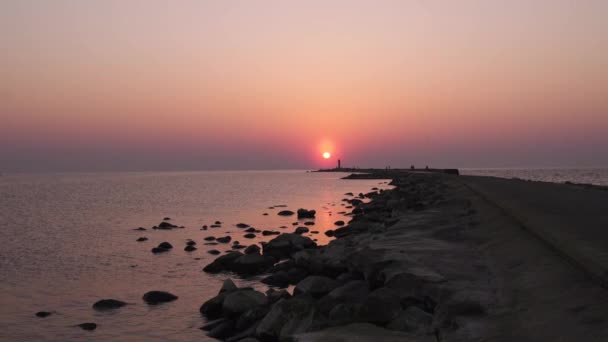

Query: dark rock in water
<box><xmin>200</xmin><ymin>318</ymin><xmax>228</xmax><ymax>331</ymax></box>
<box><xmin>263</xmin><ymin>213</ymin><xmax>269</xmax><ymax>216</ymax></box>
<box><xmin>204</xmin><ymin>242</ymin><xmax>219</xmax><ymax>246</ymax></box>
<box><xmin>261</xmin><ymin>270</ymin><xmax>290</xmax><ymax>288</ymax></box>
<box><xmin>184</xmin><ymin>245</ymin><xmax>197</xmax><ymax>252</ymax></box>
<box><xmin>287</xmin><ymin>267</ymin><xmax>310</xmax><ymax>285</ymax></box>
<box><xmin>325</xmin><ymin>230</ymin><xmax>335</xmax><ymax>237</ymax></box>
<box><xmin>207</xmin><ymin>319</ymin><xmax>235</xmax><ymax>339</ymax></box>
<box><xmin>295</xmin><ymin>226</ymin><xmax>309</xmax><ymax>234</ymax></box>
<box><xmin>92</xmin><ymin>299</ymin><xmax>127</xmax><ymax>310</ymax></box>
<box><xmin>297</xmin><ymin>208</ymin><xmax>316</xmax><ymax>219</ymax></box>
<box><xmin>292</xmin><ymin>222</ymin><xmax>299</xmax><ymax>225</ymax></box>
<box><xmin>203</xmin><ymin>251</ymin><xmax>244</xmax><ymax>273</ymax></box>
<box><xmin>134</xmin><ymin>227</ymin><xmax>146</xmax><ymax>231</ymax></box>
<box><xmin>222</xmin><ymin>290</ymin><xmax>267</xmax><ymax>316</ymax></box>
<box><xmin>215</xmin><ymin>221</ymin><xmax>222</xmax><ymax>225</ymax></box>
<box><xmin>231</xmin><ymin>253</ymin><xmax>276</xmax><ymax>275</ymax></box>
<box><xmin>210</xmin><ymin>224</ymin><xmax>221</xmax><ymax>228</ymax></box>
<box><xmin>277</xmin><ymin>210</ymin><xmax>295</xmax><ymax>216</ymax></box>
<box><xmin>158</xmin><ymin>242</ymin><xmax>173</xmax><ymax>249</ymax></box>
<box><xmin>311</xmin><ymin>231</ymin><xmax>319</xmax><ymax>234</ymax></box>
<box><xmin>163</xmin><ymin>217</ymin><xmax>171</xmax><ymax>220</ymax></box>
<box><xmin>318</xmin><ymin>280</ymin><xmax>369</xmax><ymax>314</ymax></box>
<box><xmin>208</xmin><ymin>249</ymin><xmax>221</xmax><ymax>255</ymax></box>
<box><xmin>344</xmin><ymin>192</ymin><xmax>354</xmax><ymax>196</ymax></box>
<box><xmin>142</xmin><ymin>291</ymin><xmax>178</xmax><ymax>304</ymax></box>
<box><xmin>256</xmin><ymin>296</ymin><xmax>316</xmax><ymax>340</ymax></box>
<box><xmin>136</xmin><ymin>237</ymin><xmax>148</xmax><ymax>242</ymax></box>
<box><xmin>156</xmin><ymin>221</ymin><xmax>178</xmax><ymax>229</ymax></box>
<box><xmin>262</xmin><ymin>230</ymin><xmax>280</xmax><ymax>236</ymax></box>
<box><xmin>243</xmin><ymin>233</ymin><xmax>256</xmax><ymax>239</ymax></box>
<box><xmin>244</xmin><ymin>227</ymin><xmax>256</xmax><ymax>233</ymax></box>
<box><xmin>35</xmin><ymin>311</ymin><xmax>52</xmax><ymax>318</ymax></box>
<box><xmin>202</xmin><ymin>225</ymin><xmax>208</xmax><ymax>229</ymax></box>
<box><xmin>294</xmin><ymin>275</ymin><xmax>340</xmax><ymax>298</ymax></box>
<box><xmin>263</xmin><ymin>233</ymin><xmax>317</xmax><ymax>259</ymax></box>
<box><xmin>244</xmin><ymin>244</ymin><xmax>260</xmax><ymax>255</ymax></box>
<box><xmin>186</xmin><ymin>240</ymin><xmax>197</xmax><ymax>246</ymax></box>
<box><xmin>220</xmin><ymin>278</ymin><xmax>238</xmax><ymax>293</ymax></box>
<box><xmin>204</xmin><ymin>236</ymin><xmax>216</xmax><ymax>241</ymax></box>
<box><xmin>236</xmin><ymin>223</ymin><xmax>250</xmax><ymax>228</ymax></box>
<box><xmin>236</xmin><ymin>305</ymin><xmax>270</xmax><ymax>331</ymax></box>
<box><xmin>200</xmin><ymin>294</ymin><xmax>227</xmax><ymax>320</ymax></box>
<box><xmin>151</xmin><ymin>247</ymin><xmax>169</xmax><ymax>254</ymax></box>
<box><xmin>334</xmin><ymin>220</ymin><xmax>345</xmax><ymax>226</ymax></box>
<box><xmin>232</xmin><ymin>244</ymin><xmax>246</xmax><ymax>250</ymax></box>
<box><xmin>217</xmin><ymin>236</ymin><xmax>232</xmax><ymax>243</ymax></box>
<box><xmin>78</xmin><ymin>322</ymin><xmax>97</xmax><ymax>331</ymax></box>
<box><xmin>303</xmin><ymin>221</ymin><xmax>315</xmax><ymax>226</ymax></box>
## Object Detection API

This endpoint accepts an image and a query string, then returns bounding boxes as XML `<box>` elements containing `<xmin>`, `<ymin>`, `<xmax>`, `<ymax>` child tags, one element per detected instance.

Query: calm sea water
<box><xmin>461</xmin><ymin>168</ymin><xmax>608</xmax><ymax>186</ymax></box>
<box><xmin>0</xmin><ymin>171</ymin><xmax>391</xmax><ymax>341</ymax></box>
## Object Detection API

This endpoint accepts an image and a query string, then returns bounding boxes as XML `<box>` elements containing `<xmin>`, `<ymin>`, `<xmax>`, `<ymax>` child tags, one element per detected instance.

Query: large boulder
<box><xmin>297</xmin><ymin>209</ymin><xmax>316</xmax><ymax>219</ymax></box>
<box><xmin>231</xmin><ymin>253</ymin><xmax>276</xmax><ymax>275</ymax></box>
<box><xmin>386</xmin><ymin>306</ymin><xmax>433</xmax><ymax>334</ymax></box>
<box><xmin>357</xmin><ymin>287</ymin><xmax>401</xmax><ymax>324</ymax></box>
<box><xmin>200</xmin><ymin>293</ymin><xmax>227</xmax><ymax>320</ymax></box>
<box><xmin>156</xmin><ymin>221</ymin><xmax>177</xmax><ymax>229</ymax></box>
<box><xmin>263</xmin><ymin>233</ymin><xmax>317</xmax><ymax>259</ymax></box>
<box><xmin>203</xmin><ymin>251</ymin><xmax>244</xmax><ymax>273</ymax></box>
<box><xmin>142</xmin><ymin>291</ymin><xmax>178</xmax><ymax>305</ymax></box>
<box><xmin>256</xmin><ymin>296</ymin><xmax>317</xmax><ymax>340</ymax></box>
<box><xmin>222</xmin><ymin>290</ymin><xmax>267</xmax><ymax>317</ymax></box>
<box><xmin>92</xmin><ymin>299</ymin><xmax>127</xmax><ymax>310</ymax></box>
<box><xmin>318</xmin><ymin>280</ymin><xmax>369</xmax><ymax>314</ymax></box>
<box><xmin>294</xmin><ymin>276</ymin><xmax>340</xmax><ymax>298</ymax></box>
<box><xmin>277</xmin><ymin>210</ymin><xmax>295</xmax><ymax>216</ymax></box>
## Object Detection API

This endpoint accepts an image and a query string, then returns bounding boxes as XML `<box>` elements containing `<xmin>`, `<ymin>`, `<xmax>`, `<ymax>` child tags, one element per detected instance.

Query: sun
<box><xmin>323</xmin><ymin>152</ymin><xmax>331</xmax><ymax>159</ymax></box>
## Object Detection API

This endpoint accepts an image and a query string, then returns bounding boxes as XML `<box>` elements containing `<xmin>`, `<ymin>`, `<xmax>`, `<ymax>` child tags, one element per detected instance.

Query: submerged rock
<box><xmin>208</xmin><ymin>249</ymin><xmax>221</xmax><ymax>255</ymax></box>
<box><xmin>92</xmin><ymin>299</ymin><xmax>127</xmax><ymax>310</ymax></box>
<box><xmin>136</xmin><ymin>237</ymin><xmax>148</xmax><ymax>242</ymax></box>
<box><xmin>184</xmin><ymin>245</ymin><xmax>197</xmax><ymax>252</ymax></box>
<box><xmin>334</xmin><ymin>220</ymin><xmax>345</xmax><ymax>226</ymax></box>
<box><xmin>142</xmin><ymin>291</ymin><xmax>178</xmax><ymax>304</ymax></box>
<box><xmin>263</xmin><ymin>233</ymin><xmax>317</xmax><ymax>259</ymax></box>
<box><xmin>77</xmin><ymin>322</ymin><xmax>97</xmax><ymax>331</ymax></box>
<box><xmin>35</xmin><ymin>311</ymin><xmax>52</xmax><ymax>318</ymax></box>
<box><xmin>236</xmin><ymin>223</ymin><xmax>250</xmax><ymax>228</ymax></box>
<box><xmin>243</xmin><ymin>233</ymin><xmax>256</xmax><ymax>239</ymax></box>
<box><xmin>217</xmin><ymin>236</ymin><xmax>232</xmax><ymax>243</ymax></box>
<box><xmin>158</xmin><ymin>242</ymin><xmax>173</xmax><ymax>249</ymax></box>
<box><xmin>231</xmin><ymin>253</ymin><xmax>276</xmax><ymax>275</ymax></box>
<box><xmin>295</xmin><ymin>227</ymin><xmax>309</xmax><ymax>234</ymax></box>
<box><xmin>222</xmin><ymin>290</ymin><xmax>267</xmax><ymax>316</ymax></box>
<box><xmin>244</xmin><ymin>244</ymin><xmax>261</xmax><ymax>255</ymax></box>
<box><xmin>277</xmin><ymin>210</ymin><xmax>295</xmax><ymax>216</ymax></box>
<box><xmin>156</xmin><ymin>221</ymin><xmax>178</xmax><ymax>230</ymax></box>
<box><xmin>203</xmin><ymin>251</ymin><xmax>244</xmax><ymax>273</ymax></box>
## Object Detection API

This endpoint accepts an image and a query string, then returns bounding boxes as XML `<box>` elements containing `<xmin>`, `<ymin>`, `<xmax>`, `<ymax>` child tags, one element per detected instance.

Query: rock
<box><xmin>334</xmin><ymin>220</ymin><xmax>345</xmax><ymax>226</ymax></box>
<box><xmin>245</xmin><ymin>227</ymin><xmax>256</xmax><ymax>233</ymax></box>
<box><xmin>151</xmin><ymin>247</ymin><xmax>169</xmax><ymax>254</ymax></box>
<box><xmin>294</xmin><ymin>275</ymin><xmax>340</xmax><ymax>298</ymax></box>
<box><xmin>243</xmin><ymin>233</ymin><xmax>256</xmax><ymax>239</ymax></box>
<box><xmin>297</xmin><ymin>209</ymin><xmax>316</xmax><ymax>219</ymax></box>
<box><xmin>92</xmin><ymin>299</ymin><xmax>127</xmax><ymax>310</ymax></box>
<box><xmin>200</xmin><ymin>294</ymin><xmax>227</xmax><ymax>320</ymax></box>
<box><xmin>220</xmin><ymin>278</ymin><xmax>238</xmax><ymax>293</ymax></box>
<box><xmin>318</xmin><ymin>280</ymin><xmax>369</xmax><ymax>314</ymax></box>
<box><xmin>208</xmin><ymin>249</ymin><xmax>221</xmax><ymax>255</ymax></box>
<box><xmin>261</xmin><ymin>270</ymin><xmax>290</xmax><ymax>288</ymax></box>
<box><xmin>222</xmin><ymin>290</ymin><xmax>267</xmax><ymax>316</ymax></box>
<box><xmin>325</xmin><ymin>230</ymin><xmax>335</xmax><ymax>237</ymax></box>
<box><xmin>294</xmin><ymin>322</ymin><xmax>433</xmax><ymax>341</ymax></box>
<box><xmin>204</xmin><ymin>236</ymin><xmax>216</xmax><ymax>241</ymax></box>
<box><xmin>134</xmin><ymin>227</ymin><xmax>146</xmax><ymax>231</ymax></box>
<box><xmin>263</xmin><ymin>233</ymin><xmax>317</xmax><ymax>259</ymax></box>
<box><xmin>244</xmin><ymin>244</ymin><xmax>261</xmax><ymax>255</ymax></box>
<box><xmin>200</xmin><ymin>318</ymin><xmax>228</xmax><ymax>331</ymax></box>
<box><xmin>217</xmin><ymin>236</ymin><xmax>232</xmax><ymax>243</ymax></box>
<box><xmin>236</xmin><ymin>223</ymin><xmax>250</xmax><ymax>228</ymax></box>
<box><xmin>295</xmin><ymin>226</ymin><xmax>309</xmax><ymax>234</ymax></box>
<box><xmin>205</xmin><ymin>242</ymin><xmax>219</xmax><ymax>246</ymax></box>
<box><xmin>184</xmin><ymin>245</ymin><xmax>197</xmax><ymax>252</ymax></box>
<box><xmin>35</xmin><ymin>311</ymin><xmax>52</xmax><ymax>318</ymax></box>
<box><xmin>262</xmin><ymin>230</ymin><xmax>280</xmax><ymax>236</ymax></box>
<box><xmin>157</xmin><ymin>221</ymin><xmax>177</xmax><ymax>229</ymax></box>
<box><xmin>277</xmin><ymin>210</ymin><xmax>295</xmax><ymax>216</ymax></box>
<box><xmin>266</xmin><ymin>288</ymin><xmax>291</xmax><ymax>304</ymax></box>
<box><xmin>345</xmin><ymin>192</ymin><xmax>354</xmax><ymax>196</ymax></box>
<box><xmin>231</xmin><ymin>253</ymin><xmax>276</xmax><ymax>275</ymax></box>
<box><xmin>236</xmin><ymin>305</ymin><xmax>270</xmax><ymax>331</ymax></box>
<box><xmin>310</xmin><ymin>231</ymin><xmax>319</xmax><ymax>234</ymax></box>
<box><xmin>287</xmin><ymin>267</ymin><xmax>309</xmax><ymax>284</ymax></box>
<box><xmin>78</xmin><ymin>322</ymin><xmax>97</xmax><ymax>331</ymax></box>
<box><xmin>263</xmin><ymin>213</ymin><xmax>269</xmax><ymax>216</ymax></box>
<box><xmin>256</xmin><ymin>296</ymin><xmax>316</xmax><ymax>340</ymax></box>
<box><xmin>357</xmin><ymin>287</ymin><xmax>401</xmax><ymax>324</ymax></box>
<box><xmin>386</xmin><ymin>306</ymin><xmax>433</xmax><ymax>334</ymax></box>
<box><xmin>163</xmin><ymin>217</ymin><xmax>171</xmax><ymax>220</ymax></box>
<box><xmin>186</xmin><ymin>240</ymin><xmax>197</xmax><ymax>246</ymax></box>
<box><xmin>142</xmin><ymin>291</ymin><xmax>178</xmax><ymax>304</ymax></box>
<box><xmin>207</xmin><ymin>319</ymin><xmax>235</xmax><ymax>339</ymax></box>
<box><xmin>136</xmin><ymin>237</ymin><xmax>148</xmax><ymax>242</ymax></box>
<box><xmin>232</xmin><ymin>244</ymin><xmax>247</xmax><ymax>250</ymax></box>
<box><xmin>210</xmin><ymin>224</ymin><xmax>221</xmax><ymax>228</ymax></box>
<box><xmin>203</xmin><ymin>251</ymin><xmax>244</xmax><ymax>273</ymax></box>
<box><xmin>158</xmin><ymin>242</ymin><xmax>173</xmax><ymax>249</ymax></box>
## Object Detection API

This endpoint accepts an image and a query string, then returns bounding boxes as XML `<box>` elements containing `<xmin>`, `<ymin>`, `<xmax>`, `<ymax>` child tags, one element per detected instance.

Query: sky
<box><xmin>1</xmin><ymin>0</ymin><xmax>607</xmax><ymax>171</ymax></box>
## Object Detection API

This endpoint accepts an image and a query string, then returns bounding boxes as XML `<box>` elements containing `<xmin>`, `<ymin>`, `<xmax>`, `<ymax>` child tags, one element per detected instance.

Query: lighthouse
<box><xmin>337</xmin><ymin>159</ymin><xmax>341</xmax><ymax>169</ymax></box>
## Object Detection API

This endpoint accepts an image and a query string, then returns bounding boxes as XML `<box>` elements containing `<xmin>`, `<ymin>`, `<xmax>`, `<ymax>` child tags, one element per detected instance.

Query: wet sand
<box><xmin>200</xmin><ymin>171</ymin><xmax>608</xmax><ymax>341</ymax></box>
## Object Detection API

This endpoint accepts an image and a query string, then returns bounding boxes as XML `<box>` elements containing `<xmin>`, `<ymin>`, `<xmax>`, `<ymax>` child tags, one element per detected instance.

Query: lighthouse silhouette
<box><xmin>337</xmin><ymin>159</ymin><xmax>341</xmax><ymax>169</ymax></box>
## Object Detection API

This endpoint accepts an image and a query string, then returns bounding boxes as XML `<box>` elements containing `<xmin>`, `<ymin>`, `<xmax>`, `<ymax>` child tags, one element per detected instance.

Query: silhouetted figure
<box><xmin>425</xmin><ymin>165</ymin><xmax>429</xmax><ymax>170</ymax></box>
<box><xmin>411</xmin><ymin>165</ymin><xmax>415</xmax><ymax>170</ymax></box>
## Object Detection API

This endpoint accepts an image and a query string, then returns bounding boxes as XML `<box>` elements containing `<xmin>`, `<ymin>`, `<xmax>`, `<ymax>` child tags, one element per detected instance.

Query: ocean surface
<box><xmin>461</xmin><ymin>168</ymin><xmax>608</xmax><ymax>186</ymax></box>
<box><xmin>0</xmin><ymin>171</ymin><xmax>392</xmax><ymax>341</ymax></box>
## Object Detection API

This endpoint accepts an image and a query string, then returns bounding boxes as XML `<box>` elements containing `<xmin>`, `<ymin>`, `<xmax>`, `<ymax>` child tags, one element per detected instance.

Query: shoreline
<box><xmin>199</xmin><ymin>170</ymin><xmax>608</xmax><ymax>341</ymax></box>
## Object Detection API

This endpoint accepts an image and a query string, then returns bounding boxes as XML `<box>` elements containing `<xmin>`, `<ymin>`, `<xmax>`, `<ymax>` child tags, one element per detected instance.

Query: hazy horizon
<box><xmin>2</xmin><ymin>0</ymin><xmax>607</xmax><ymax>172</ymax></box>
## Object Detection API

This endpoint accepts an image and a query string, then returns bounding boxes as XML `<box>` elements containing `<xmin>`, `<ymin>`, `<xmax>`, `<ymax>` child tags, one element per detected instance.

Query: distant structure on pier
<box><xmin>337</xmin><ymin>159</ymin><xmax>341</xmax><ymax>169</ymax></box>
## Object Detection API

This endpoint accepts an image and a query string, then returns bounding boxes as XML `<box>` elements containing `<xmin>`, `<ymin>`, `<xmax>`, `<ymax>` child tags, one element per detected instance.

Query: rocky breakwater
<box><xmin>200</xmin><ymin>172</ymin><xmax>494</xmax><ymax>342</ymax></box>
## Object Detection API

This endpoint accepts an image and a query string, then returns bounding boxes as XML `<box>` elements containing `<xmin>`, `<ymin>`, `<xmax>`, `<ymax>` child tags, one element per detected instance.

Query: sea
<box><xmin>461</xmin><ymin>168</ymin><xmax>608</xmax><ymax>187</ymax></box>
<box><xmin>0</xmin><ymin>171</ymin><xmax>391</xmax><ymax>341</ymax></box>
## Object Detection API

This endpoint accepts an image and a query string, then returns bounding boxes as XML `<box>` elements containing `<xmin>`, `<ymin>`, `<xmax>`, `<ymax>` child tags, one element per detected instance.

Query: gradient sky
<box><xmin>1</xmin><ymin>0</ymin><xmax>607</xmax><ymax>171</ymax></box>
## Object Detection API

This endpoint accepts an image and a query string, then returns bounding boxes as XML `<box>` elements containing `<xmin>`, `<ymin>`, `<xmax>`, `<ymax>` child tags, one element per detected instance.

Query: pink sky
<box><xmin>1</xmin><ymin>0</ymin><xmax>607</xmax><ymax>171</ymax></box>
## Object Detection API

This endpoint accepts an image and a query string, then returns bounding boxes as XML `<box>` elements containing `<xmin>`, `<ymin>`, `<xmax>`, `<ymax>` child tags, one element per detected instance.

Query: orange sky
<box><xmin>1</xmin><ymin>0</ymin><xmax>607</xmax><ymax>171</ymax></box>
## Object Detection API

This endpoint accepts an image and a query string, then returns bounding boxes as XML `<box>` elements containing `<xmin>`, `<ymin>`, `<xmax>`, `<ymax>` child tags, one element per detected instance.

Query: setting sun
<box><xmin>323</xmin><ymin>152</ymin><xmax>331</xmax><ymax>159</ymax></box>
